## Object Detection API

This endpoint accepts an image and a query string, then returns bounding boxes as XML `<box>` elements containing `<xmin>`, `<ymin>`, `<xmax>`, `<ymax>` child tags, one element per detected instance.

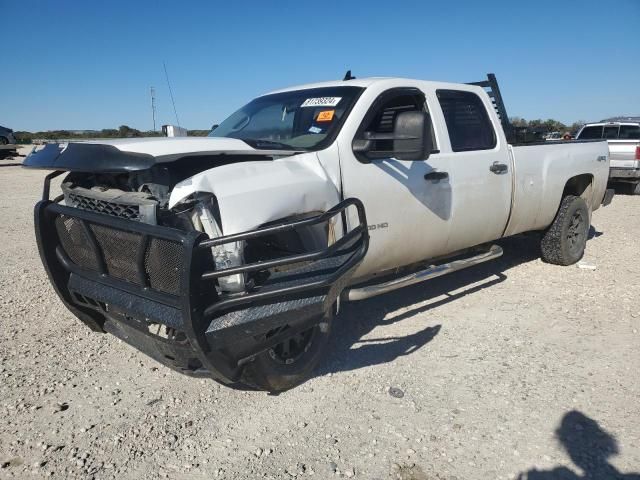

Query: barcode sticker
<box><xmin>301</xmin><ymin>97</ymin><xmax>342</xmax><ymax>108</ymax></box>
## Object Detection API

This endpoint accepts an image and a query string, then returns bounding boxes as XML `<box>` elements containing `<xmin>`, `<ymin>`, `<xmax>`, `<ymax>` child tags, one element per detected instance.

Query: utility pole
<box><xmin>150</xmin><ymin>86</ymin><xmax>157</xmax><ymax>132</ymax></box>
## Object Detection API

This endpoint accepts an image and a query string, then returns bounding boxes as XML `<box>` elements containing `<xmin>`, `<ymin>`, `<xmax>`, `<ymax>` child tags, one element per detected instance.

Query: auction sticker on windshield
<box><xmin>317</xmin><ymin>110</ymin><xmax>335</xmax><ymax>122</ymax></box>
<box><xmin>301</xmin><ymin>97</ymin><xmax>342</xmax><ymax>108</ymax></box>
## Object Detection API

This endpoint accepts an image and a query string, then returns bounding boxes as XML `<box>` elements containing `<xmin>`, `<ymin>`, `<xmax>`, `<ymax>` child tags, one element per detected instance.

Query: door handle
<box><xmin>489</xmin><ymin>162</ymin><xmax>508</xmax><ymax>174</ymax></box>
<box><xmin>424</xmin><ymin>171</ymin><xmax>449</xmax><ymax>181</ymax></box>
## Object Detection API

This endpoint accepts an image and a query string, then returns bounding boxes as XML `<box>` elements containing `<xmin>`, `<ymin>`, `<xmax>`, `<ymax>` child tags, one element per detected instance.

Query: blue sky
<box><xmin>2</xmin><ymin>0</ymin><xmax>638</xmax><ymax>131</ymax></box>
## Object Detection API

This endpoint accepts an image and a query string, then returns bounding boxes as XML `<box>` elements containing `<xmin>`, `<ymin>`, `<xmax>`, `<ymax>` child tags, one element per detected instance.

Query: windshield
<box><xmin>209</xmin><ymin>86</ymin><xmax>364</xmax><ymax>150</ymax></box>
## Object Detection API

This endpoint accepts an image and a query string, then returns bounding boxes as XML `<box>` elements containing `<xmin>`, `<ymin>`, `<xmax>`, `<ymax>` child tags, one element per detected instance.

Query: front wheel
<box><xmin>240</xmin><ymin>312</ymin><xmax>333</xmax><ymax>392</ymax></box>
<box><xmin>540</xmin><ymin>195</ymin><xmax>590</xmax><ymax>266</ymax></box>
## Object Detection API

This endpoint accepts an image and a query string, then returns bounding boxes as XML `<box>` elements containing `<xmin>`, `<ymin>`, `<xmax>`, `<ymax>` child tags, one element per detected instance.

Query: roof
<box><xmin>264</xmin><ymin>77</ymin><xmax>390</xmax><ymax>95</ymax></box>
<box><xmin>583</xmin><ymin>120</ymin><xmax>640</xmax><ymax>126</ymax></box>
<box><xmin>262</xmin><ymin>77</ymin><xmax>483</xmax><ymax>96</ymax></box>
<box><xmin>600</xmin><ymin>116</ymin><xmax>640</xmax><ymax>123</ymax></box>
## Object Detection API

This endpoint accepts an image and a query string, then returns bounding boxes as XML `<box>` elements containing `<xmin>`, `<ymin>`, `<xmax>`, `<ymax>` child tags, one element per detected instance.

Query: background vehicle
<box><xmin>161</xmin><ymin>124</ymin><xmax>188</xmax><ymax>137</ymax></box>
<box><xmin>576</xmin><ymin>118</ymin><xmax>640</xmax><ymax>194</ymax></box>
<box><xmin>0</xmin><ymin>125</ymin><xmax>17</xmax><ymax>145</ymax></box>
<box><xmin>24</xmin><ymin>74</ymin><xmax>613</xmax><ymax>391</ymax></box>
<box><xmin>545</xmin><ymin>131</ymin><xmax>562</xmax><ymax>141</ymax></box>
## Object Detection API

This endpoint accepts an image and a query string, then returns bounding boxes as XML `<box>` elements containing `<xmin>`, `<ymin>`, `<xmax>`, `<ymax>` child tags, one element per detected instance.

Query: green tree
<box><xmin>118</xmin><ymin>125</ymin><xmax>142</xmax><ymax>138</ymax></box>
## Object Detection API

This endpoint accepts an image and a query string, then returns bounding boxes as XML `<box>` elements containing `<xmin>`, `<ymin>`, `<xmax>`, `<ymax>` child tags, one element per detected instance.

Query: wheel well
<box><xmin>244</xmin><ymin>212</ymin><xmax>329</xmax><ymax>265</ymax></box>
<box><xmin>562</xmin><ymin>174</ymin><xmax>593</xmax><ymax>201</ymax></box>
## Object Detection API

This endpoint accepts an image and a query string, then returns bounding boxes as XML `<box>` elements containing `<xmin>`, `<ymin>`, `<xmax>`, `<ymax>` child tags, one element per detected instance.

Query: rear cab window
<box><xmin>579</xmin><ymin>124</ymin><xmax>640</xmax><ymax>140</ymax></box>
<box><xmin>436</xmin><ymin>90</ymin><xmax>496</xmax><ymax>151</ymax></box>
<box><xmin>577</xmin><ymin>126</ymin><xmax>603</xmax><ymax>139</ymax></box>
<box><xmin>619</xmin><ymin>125</ymin><xmax>640</xmax><ymax>139</ymax></box>
<box><xmin>603</xmin><ymin>125</ymin><xmax>619</xmax><ymax>139</ymax></box>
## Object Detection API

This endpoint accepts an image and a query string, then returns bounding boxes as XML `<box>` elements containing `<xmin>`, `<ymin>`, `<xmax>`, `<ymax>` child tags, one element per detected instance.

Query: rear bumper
<box><xmin>35</xmin><ymin>198</ymin><xmax>368</xmax><ymax>385</ymax></box>
<box><xmin>609</xmin><ymin>167</ymin><xmax>640</xmax><ymax>180</ymax></box>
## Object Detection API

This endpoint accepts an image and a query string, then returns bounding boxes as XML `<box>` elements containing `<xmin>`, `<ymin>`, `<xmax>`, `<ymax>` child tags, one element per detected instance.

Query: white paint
<box><xmin>89</xmin><ymin>76</ymin><xmax>610</xmax><ymax>283</ymax></box>
<box><xmin>169</xmin><ymin>152</ymin><xmax>340</xmax><ymax>235</ymax></box>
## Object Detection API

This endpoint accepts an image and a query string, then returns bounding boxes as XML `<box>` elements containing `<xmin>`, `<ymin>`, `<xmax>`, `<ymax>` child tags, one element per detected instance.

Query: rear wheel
<box><xmin>241</xmin><ymin>313</ymin><xmax>333</xmax><ymax>392</ymax></box>
<box><xmin>631</xmin><ymin>181</ymin><xmax>640</xmax><ymax>195</ymax></box>
<box><xmin>540</xmin><ymin>195</ymin><xmax>590</xmax><ymax>266</ymax></box>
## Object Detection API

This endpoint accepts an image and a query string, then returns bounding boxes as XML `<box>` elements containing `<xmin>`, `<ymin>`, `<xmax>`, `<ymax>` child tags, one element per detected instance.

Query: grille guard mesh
<box><xmin>35</xmin><ymin>197</ymin><xmax>368</xmax><ymax>383</ymax></box>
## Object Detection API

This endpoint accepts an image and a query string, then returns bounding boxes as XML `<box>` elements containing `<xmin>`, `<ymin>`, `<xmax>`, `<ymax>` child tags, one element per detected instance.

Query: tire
<box><xmin>240</xmin><ymin>312</ymin><xmax>333</xmax><ymax>392</ymax></box>
<box><xmin>632</xmin><ymin>182</ymin><xmax>640</xmax><ymax>196</ymax></box>
<box><xmin>540</xmin><ymin>195</ymin><xmax>590</xmax><ymax>266</ymax></box>
<box><xmin>0</xmin><ymin>137</ymin><xmax>8</xmax><ymax>145</ymax></box>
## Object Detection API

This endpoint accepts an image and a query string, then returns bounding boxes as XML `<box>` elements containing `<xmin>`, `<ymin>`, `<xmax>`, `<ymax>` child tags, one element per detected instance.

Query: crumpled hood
<box><xmin>169</xmin><ymin>152</ymin><xmax>340</xmax><ymax>234</ymax></box>
<box><xmin>82</xmin><ymin>137</ymin><xmax>299</xmax><ymax>159</ymax></box>
<box><xmin>23</xmin><ymin>137</ymin><xmax>299</xmax><ymax>172</ymax></box>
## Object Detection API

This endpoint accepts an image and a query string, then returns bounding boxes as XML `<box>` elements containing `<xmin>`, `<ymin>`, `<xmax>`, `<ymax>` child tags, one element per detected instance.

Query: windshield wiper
<box><xmin>243</xmin><ymin>139</ymin><xmax>303</xmax><ymax>151</ymax></box>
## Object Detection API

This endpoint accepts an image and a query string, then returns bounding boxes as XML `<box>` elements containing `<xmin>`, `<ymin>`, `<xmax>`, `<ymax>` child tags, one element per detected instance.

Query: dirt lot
<box><xmin>0</xmin><ymin>162</ymin><xmax>638</xmax><ymax>480</ymax></box>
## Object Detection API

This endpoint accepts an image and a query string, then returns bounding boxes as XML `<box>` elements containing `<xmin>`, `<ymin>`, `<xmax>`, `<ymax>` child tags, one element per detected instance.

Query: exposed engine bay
<box><xmin>60</xmin><ymin>155</ymin><xmax>334</xmax><ymax>295</ymax></box>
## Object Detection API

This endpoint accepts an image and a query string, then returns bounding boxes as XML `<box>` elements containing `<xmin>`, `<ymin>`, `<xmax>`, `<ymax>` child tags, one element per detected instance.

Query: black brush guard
<box><xmin>34</xmin><ymin>182</ymin><xmax>368</xmax><ymax>384</ymax></box>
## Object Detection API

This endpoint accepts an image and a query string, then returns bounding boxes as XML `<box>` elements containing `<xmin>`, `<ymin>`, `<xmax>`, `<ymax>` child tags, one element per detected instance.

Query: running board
<box><xmin>346</xmin><ymin>244</ymin><xmax>503</xmax><ymax>301</ymax></box>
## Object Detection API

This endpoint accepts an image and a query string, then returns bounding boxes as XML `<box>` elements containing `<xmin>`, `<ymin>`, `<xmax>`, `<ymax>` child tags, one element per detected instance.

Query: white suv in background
<box><xmin>577</xmin><ymin>118</ymin><xmax>640</xmax><ymax>194</ymax></box>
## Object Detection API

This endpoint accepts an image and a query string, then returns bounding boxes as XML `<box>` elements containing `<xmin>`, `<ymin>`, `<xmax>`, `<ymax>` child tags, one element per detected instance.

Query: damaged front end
<box><xmin>28</xmin><ymin>145</ymin><xmax>368</xmax><ymax>385</ymax></box>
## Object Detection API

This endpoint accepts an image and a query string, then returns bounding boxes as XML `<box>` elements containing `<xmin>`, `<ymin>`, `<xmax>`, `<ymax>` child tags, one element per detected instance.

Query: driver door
<box><xmin>338</xmin><ymin>87</ymin><xmax>452</xmax><ymax>278</ymax></box>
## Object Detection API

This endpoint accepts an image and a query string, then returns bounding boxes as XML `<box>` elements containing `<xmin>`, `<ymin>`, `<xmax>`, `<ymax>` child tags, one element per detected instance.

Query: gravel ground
<box><xmin>0</xmin><ymin>163</ymin><xmax>638</xmax><ymax>480</ymax></box>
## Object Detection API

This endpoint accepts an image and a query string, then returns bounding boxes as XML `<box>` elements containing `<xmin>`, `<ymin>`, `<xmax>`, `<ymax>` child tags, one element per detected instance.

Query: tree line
<box><xmin>14</xmin><ymin>125</ymin><xmax>210</xmax><ymax>143</ymax></box>
<box><xmin>509</xmin><ymin>117</ymin><xmax>586</xmax><ymax>134</ymax></box>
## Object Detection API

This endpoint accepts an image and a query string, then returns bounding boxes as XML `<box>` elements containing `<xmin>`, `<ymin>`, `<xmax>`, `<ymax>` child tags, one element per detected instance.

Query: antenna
<box><xmin>163</xmin><ymin>61</ymin><xmax>181</xmax><ymax>127</ymax></box>
<box><xmin>343</xmin><ymin>70</ymin><xmax>356</xmax><ymax>81</ymax></box>
<box><xmin>150</xmin><ymin>86</ymin><xmax>157</xmax><ymax>131</ymax></box>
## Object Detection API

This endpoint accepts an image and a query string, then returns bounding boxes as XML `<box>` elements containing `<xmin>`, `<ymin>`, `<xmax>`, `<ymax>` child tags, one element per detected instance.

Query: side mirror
<box><xmin>393</xmin><ymin>111</ymin><xmax>433</xmax><ymax>161</ymax></box>
<box><xmin>211</xmin><ymin>124</ymin><xmax>219</xmax><ymax>132</ymax></box>
<box><xmin>352</xmin><ymin>111</ymin><xmax>433</xmax><ymax>161</ymax></box>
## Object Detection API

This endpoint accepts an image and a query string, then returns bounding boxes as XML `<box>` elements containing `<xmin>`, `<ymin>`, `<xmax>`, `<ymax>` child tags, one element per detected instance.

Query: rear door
<box><xmin>431</xmin><ymin>89</ymin><xmax>513</xmax><ymax>253</ymax></box>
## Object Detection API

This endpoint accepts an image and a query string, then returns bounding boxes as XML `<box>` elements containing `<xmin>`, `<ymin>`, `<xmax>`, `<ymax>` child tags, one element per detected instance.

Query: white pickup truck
<box><xmin>576</xmin><ymin>119</ymin><xmax>640</xmax><ymax>194</ymax></box>
<box><xmin>25</xmin><ymin>74</ymin><xmax>613</xmax><ymax>391</ymax></box>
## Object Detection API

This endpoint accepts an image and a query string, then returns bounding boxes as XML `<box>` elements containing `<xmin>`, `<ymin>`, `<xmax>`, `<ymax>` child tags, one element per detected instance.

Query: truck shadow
<box><xmin>588</xmin><ymin>225</ymin><xmax>603</xmax><ymax>239</ymax></box>
<box><xmin>317</xmin><ymin>233</ymin><xmax>542</xmax><ymax>376</ymax></box>
<box><xmin>373</xmin><ymin>159</ymin><xmax>453</xmax><ymax>220</ymax></box>
<box><xmin>608</xmin><ymin>181</ymin><xmax>638</xmax><ymax>196</ymax></box>
<box><xmin>516</xmin><ymin>410</ymin><xmax>640</xmax><ymax>479</ymax></box>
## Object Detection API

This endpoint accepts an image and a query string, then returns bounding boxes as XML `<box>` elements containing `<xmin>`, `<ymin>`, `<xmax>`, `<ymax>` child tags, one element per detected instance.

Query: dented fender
<box><xmin>168</xmin><ymin>152</ymin><xmax>341</xmax><ymax>234</ymax></box>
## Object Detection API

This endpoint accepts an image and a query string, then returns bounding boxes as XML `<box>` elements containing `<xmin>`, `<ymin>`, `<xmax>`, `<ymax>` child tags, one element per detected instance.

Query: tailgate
<box><xmin>608</xmin><ymin>139</ymin><xmax>639</xmax><ymax>167</ymax></box>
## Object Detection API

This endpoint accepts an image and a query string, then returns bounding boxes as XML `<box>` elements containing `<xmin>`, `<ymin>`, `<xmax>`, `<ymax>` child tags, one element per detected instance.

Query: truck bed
<box><xmin>503</xmin><ymin>139</ymin><xmax>609</xmax><ymax>237</ymax></box>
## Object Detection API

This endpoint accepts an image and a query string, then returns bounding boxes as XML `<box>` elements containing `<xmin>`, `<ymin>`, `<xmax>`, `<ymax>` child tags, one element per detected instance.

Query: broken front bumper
<box><xmin>34</xmin><ymin>190</ymin><xmax>368</xmax><ymax>385</ymax></box>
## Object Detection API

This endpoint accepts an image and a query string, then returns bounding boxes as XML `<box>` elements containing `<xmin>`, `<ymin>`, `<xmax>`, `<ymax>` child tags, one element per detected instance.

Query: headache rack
<box><xmin>467</xmin><ymin>73</ymin><xmax>515</xmax><ymax>143</ymax></box>
<box><xmin>34</xmin><ymin>172</ymin><xmax>368</xmax><ymax>384</ymax></box>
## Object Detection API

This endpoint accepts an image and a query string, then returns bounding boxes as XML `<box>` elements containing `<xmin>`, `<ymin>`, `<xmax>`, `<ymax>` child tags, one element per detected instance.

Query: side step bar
<box><xmin>346</xmin><ymin>244</ymin><xmax>503</xmax><ymax>301</ymax></box>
